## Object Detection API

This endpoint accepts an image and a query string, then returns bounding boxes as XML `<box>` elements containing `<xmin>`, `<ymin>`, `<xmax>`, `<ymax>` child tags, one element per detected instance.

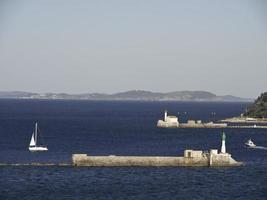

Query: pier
<box><xmin>72</xmin><ymin>151</ymin><xmax>241</xmax><ymax>167</ymax></box>
<box><xmin>227</xmin><ymin>125</ymin><xmax>267</xmax><ymax>129</ymax></box>
<box><xmin>157</xmin><ymin>111</ymin><xmax>267</xmax><ymax>129</ymax></box>
<box><xmin>0</xmin><ymin>163</ymin><xmax>71</xmax><ymax>167</ymax></box>
<box><xmin>72</xmin><ymin>133</ymin><xmax>242</xmax><ymax>167</ymax></box>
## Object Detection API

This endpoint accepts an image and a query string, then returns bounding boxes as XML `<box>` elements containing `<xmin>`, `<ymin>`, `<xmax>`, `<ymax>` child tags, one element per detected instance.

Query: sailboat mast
<box><xmin>35</xmin><ymin>122</ymin><xmax>38</xmax><ymax>147</ymax></box>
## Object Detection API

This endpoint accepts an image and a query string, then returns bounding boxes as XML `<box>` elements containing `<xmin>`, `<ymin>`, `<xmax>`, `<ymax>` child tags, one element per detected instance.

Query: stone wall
<box><xmin>72</xmin><ymin>155</ymin><xmax>185</xmax><ymax>167</ymax></box>
<box><xmin>209</xmin><ymin>153</ymin><xmax>242</xmax><ymax>167</ymax></box>
<box><xmin>72</xmin><ymin>151</ymin><xmax>242</xmax><ymax>167</ymax></box>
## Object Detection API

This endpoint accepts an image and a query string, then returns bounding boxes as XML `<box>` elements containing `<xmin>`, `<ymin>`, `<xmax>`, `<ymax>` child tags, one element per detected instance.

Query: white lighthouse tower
<box><xmin>221</xmin><ymin>132</ymin><xmax>226</xmax><ymax>154</ymax></box>
<box><xmin>164</xmin><ymin>110</ymin><xmax>168</xmax><ymax>122</ymax></box>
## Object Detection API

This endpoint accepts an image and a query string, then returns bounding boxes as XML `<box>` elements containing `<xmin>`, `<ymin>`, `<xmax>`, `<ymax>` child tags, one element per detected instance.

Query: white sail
<box><xmin>29</xmin><ymin>123</ymin><xmax>48</xmax><ymax>152</ymax></box>
<box><xmin>29</xmin><ymin>133</ymin><xmax>35</xmax><ymax>146</ymax></box>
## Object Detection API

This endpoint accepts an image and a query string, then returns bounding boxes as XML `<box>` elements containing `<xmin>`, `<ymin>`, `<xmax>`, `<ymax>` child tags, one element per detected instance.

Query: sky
<box><xmin>0</xmin><ymin>0</ymin><xmax>266</xmax><ymax>98</ymax></box>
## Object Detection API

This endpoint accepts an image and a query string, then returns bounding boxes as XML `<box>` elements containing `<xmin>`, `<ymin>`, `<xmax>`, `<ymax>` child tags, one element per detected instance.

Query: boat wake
<box><xmin>247</xmin><ymin>146</ymin><xmax>267</xmax><ymax>150</ymax></box>
<box><xmin>244</xmin><ymin>139</ymin><xmax>267</xmax><ymax>150</ymax></box>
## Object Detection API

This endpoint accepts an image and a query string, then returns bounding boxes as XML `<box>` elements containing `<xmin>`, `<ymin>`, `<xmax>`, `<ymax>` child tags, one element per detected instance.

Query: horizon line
<box><xmin>0</xmin><ymin>89</ymin><xmax>255</xmax><ymax>99</ymax></box>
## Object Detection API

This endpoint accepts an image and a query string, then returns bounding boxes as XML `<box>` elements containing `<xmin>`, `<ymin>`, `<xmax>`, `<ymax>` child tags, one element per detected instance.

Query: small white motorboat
<box><xmin>29</xmin><ymin>122</ymin><xmax>48</xmax><ymax>152</ymax></box>
<box><xmin>245</xmin><ymin>139</ymin><xmax>256</xmax><ymax>148</ymax></box>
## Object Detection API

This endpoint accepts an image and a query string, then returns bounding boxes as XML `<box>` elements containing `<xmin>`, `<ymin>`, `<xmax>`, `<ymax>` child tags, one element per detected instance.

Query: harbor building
<box><xmin>157</xmin><ymin>110</ymin><xmax>179</xmax><ymax>128</ymax></box>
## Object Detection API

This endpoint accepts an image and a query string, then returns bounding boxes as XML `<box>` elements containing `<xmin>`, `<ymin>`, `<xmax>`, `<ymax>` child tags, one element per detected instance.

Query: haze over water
<box><xmin>1</xmin><ymin>0</ymin><xmax>267</xmax><ymax>97</ymax></box>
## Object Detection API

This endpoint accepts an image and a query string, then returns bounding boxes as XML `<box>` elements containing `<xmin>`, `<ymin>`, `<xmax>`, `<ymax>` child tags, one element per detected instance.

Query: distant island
<box><xmin>0</xmin><ymin>90</ymin><xmax>252</xmax><ymax>102</ymax></box>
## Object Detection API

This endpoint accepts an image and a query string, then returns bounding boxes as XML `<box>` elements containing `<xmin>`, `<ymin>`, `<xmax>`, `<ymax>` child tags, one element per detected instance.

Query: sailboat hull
<box><xmin>28</xmin><ymin>123</ymin><xmax>48</xmax><ymax>152</ymax></box>
<box><xmin>29</xmin><ymin>146</ymin><xmax>48</xmax><ymax>152</ymax></box>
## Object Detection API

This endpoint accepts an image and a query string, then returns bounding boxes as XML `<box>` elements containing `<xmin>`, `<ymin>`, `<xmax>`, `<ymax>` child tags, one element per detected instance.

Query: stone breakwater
<box><xmin>0</xmin><ymin>151</ymin><xmax>241</xmax><ymax>168</ymax></box>
<box><xmin>220</xmin><ymin>117</ymin><xmax>267</xmax><ymax>124</ymax></box>
<box><xmin>72</xmin><ymin>150</ymin><xmax>242</xmax><ymax>167</ymax></box>
<box><xmin>0</xmin><ymin>163</ymin><xmax>70</xmax><ymax>167</ymax></box>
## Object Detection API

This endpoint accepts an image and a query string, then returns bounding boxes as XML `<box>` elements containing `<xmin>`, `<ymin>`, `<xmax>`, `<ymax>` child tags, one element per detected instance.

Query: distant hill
<box><xmin>0</xmin><ymin>90</ymin><xmax>252</xmax><ymax>102</ymax></box>
<box><xmin>244</xmin><ymin>92</ymin><xmax>267</xmax><ymax>118</ymax></box>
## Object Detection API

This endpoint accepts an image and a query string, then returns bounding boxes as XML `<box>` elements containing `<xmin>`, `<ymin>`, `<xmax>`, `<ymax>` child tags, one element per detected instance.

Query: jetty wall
<box><xmin>179</xmin><ymin>123</ymin><xmax>227</xmax><ymax>128</ymax></box>
<box><xmin>72</xmin><ymin>155</ymin><xmax>185</xmax><ymax>167</ymax></box>
<box><xmin>72</xmin><ymin>152</ymin><xmax>241</xmax><ymax>167</ymax></box>
<box><xmin>209</xmin><ymin>153</ymin><xmax>241</xmax><ymax>167</ymax></box>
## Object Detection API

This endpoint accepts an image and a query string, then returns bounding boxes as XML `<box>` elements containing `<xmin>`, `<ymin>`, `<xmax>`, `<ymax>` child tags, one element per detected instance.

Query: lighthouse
<box><xmin>221</xmin><ymin>132</ymin><xmax>226</xmax><ymax>154</ymax></box>
<box><xmin>164</xmin><ymin>110</ymin><xmax>167</xmax><ymax>122</ymax></box>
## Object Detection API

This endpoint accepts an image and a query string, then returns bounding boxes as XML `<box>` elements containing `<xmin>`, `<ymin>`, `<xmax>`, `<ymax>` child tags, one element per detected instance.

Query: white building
<box><xmin>157</xmin><ymin>110</ymin><xmax>179</xmax><ymax>128</ymax></box>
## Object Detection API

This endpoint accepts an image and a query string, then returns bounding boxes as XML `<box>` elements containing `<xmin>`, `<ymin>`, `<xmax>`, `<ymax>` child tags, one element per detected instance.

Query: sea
<box><xmin>0</xmin><ymin>99</ymin><xmax>266</xmax><ymax>200</ymax></box>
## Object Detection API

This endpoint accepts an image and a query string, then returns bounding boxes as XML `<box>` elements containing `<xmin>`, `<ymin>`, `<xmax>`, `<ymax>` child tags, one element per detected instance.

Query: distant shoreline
<box><xmin>0</xmin><ymin>97</ymin><xmax>253</xmax><ymax>103</ymax></box>
<box><xmin>0</xmin><ymin>90</ymin><xmax>253</xmax><ymax>102</ymax></box>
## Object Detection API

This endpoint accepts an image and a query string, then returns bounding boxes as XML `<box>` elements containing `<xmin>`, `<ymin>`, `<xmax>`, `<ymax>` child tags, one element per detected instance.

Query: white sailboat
<box><xmin>29</xmin><ymin>123</ymin><xmax>48</xmax><ymax>152</ymax></box>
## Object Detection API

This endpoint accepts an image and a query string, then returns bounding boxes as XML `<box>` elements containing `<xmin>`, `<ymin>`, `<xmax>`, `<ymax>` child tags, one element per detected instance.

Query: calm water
<box><xmin>0</xmin><ymin>99</ymin><xmax>266</xmax><ymax>199</ymax></box>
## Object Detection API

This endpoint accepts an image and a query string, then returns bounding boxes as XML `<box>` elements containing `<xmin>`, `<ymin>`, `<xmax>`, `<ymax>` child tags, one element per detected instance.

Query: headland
<box><xmin>220</xmin><ymin>91</ymin><xmax>267</xmax><ymax>126</ymax></box>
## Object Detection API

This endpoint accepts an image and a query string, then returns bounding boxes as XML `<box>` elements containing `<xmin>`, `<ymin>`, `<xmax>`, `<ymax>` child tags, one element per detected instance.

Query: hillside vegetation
<box><xmin>244</xmin><ymin>92</ymin><xmax>267</xmax><ymax>118</ymax></box>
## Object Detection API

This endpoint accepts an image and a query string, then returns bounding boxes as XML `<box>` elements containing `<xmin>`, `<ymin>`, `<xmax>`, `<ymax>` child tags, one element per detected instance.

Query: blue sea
<box><xmin>0</xmin><ymin>99</ymin><xmax>266</xmax><ymax>199</ymax></box>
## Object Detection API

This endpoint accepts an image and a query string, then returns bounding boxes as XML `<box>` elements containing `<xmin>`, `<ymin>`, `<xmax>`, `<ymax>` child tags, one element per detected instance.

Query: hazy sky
<box><xmin>0</xmin><ymin>0</ymin><xmax>266</xmax><ymax>98</ymax></box>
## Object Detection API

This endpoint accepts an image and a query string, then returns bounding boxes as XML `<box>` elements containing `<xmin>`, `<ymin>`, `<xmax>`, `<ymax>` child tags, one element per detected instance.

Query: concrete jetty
<box><xmin>72</xmin><ymin>151</ymin><xmax>241</xmax><ymax>167</ymax></box>
<box><xmin>0</xmin><ymin>163</ymin><xmax>70</xmax><ymax>167</ymax></box>
<box><xmin>157</xmin><ymin>110</ymin><xmax>267</xmax><ymax>129</ymax></box>
<box><xmin>220</xmin><ymin>117</ymin><xmax>267</xmax><ymax>124</ymax></box>
<box><xmin>157</xmin><ymin>110</ymin><xmax>227</xmax><ymax>128</ymax></box>
<box><xmin>72</xmin><ymin>133</ymin><xmax>242</xmax><ymax>167</ymax></box>
<box><xmin>227</xmin><ymin>125</ymin><xmax>267</xmax><ymax>129</ymax></box>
